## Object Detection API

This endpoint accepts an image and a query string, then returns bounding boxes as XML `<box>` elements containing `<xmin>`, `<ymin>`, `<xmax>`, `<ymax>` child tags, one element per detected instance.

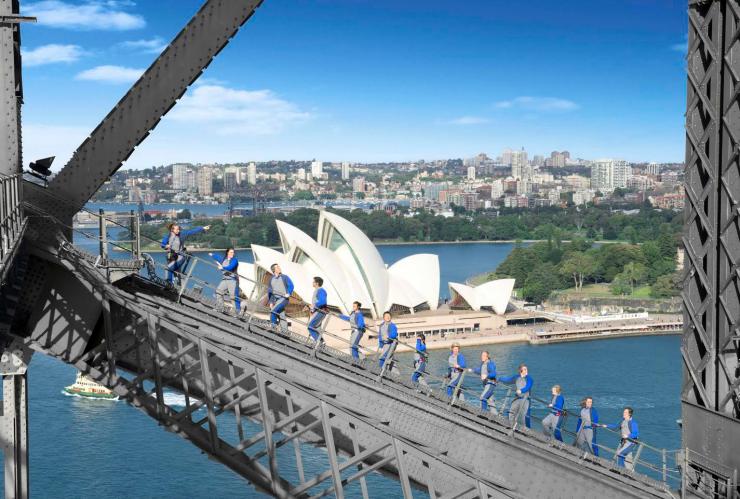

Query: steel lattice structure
<box><xmin>683</xmin><ymin>1</ymin><xmax>740</xmax><ymax>497</ymax></box>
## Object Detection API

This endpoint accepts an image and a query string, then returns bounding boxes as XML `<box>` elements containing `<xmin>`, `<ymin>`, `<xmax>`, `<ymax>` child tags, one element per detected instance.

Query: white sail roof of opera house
<box><xmin>246</xmin><ymin>210</ymin><xmax>441</xmax><ymax>318</ymax></box>
<box><xmin>448</xmin><ymin>279</ymin><xmax>516</xmax><ymax>315</ymax></box>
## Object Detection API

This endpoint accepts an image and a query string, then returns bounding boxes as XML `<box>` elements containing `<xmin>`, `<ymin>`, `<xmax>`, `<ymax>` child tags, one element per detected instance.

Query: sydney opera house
<box><xmin>237</xmin><ymin>210</ymin><xmax>516</xmax><ymax>326</ymax></box>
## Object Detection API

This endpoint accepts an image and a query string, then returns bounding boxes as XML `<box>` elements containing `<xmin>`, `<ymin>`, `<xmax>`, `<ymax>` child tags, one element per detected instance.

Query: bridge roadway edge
<box><xmin>6</xmin><ymin>228</ymin><xmax>671</xmax><ymax>498</ymax></box>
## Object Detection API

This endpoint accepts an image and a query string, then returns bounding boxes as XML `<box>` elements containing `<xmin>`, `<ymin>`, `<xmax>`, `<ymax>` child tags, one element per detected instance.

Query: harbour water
<box><xmin>12</xmin><ymin>227</ymin><xmax>682</xmax><ymax>497</ymax></box>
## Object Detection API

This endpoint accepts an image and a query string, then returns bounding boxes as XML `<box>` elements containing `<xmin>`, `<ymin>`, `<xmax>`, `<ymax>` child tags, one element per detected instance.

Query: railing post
<box><xmin>662</xmin><ymin>448</ymin><xmax>667</xmax><ymax>485</ymax></box>
<box><xmin>98</xmin><ymin>209</ymin><xmax>107</xmax><ymax>260</ymax></box>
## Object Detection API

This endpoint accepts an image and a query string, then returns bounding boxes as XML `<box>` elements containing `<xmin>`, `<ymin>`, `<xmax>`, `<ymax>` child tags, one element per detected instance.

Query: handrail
<box><xmin>0</xmin><ymin>172</ymin><xmax>25</xmax><ymax>280</ymax></box>
<box><xmin>22</xmin><ymin>192</ymin><xmax>684</xmax><ymax>489</ymax></box>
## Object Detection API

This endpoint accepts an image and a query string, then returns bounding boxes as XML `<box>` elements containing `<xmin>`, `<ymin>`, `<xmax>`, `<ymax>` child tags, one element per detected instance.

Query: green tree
<box><xmin>559</xmin><ymin>252</ymin><xmax>596</xmax><ymax>290</ymax></box>
<box><xmin>621</xmin><ymin>262</ymin><xmax>647</xmax><ymax>295</ymax></box>
<box><xmin>293</xmin><ymin>190</ymin><xmax>315</xmax><ymax>200</ymax></box>
<box><xmin>610</xmin><ymin>274</ymin><xmax>630</xmax><ymax>296</ymax></box>
<box><xmin>522</xmin><ymin>263</ymin><xmax>560</xmax><ymax>304</ymax></box>
<box><xmin>177</xmin><ymin>208</ymin><xmax>192</xmax><ymax>220</ymax></box>
<box><xmin>651</xmin><ymin>273</ymin><xmax>680</xmax><ymax>298</ymax></box>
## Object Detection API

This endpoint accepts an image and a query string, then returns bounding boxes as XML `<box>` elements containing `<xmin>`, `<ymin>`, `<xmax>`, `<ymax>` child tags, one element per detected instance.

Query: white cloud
<box><xmin>24</xmin><ymin>0</ymin><xmax>145</xmax><ymax>31</ymax></box>
<box><xmin>167</xmin><ymin>84</ymin><xmax>312</xmax><ymax>135</ymax></box>
<box><xmin>22</xmin><ymin>44</ymin><xmax>85</xmax><ymax>67</ymax></box>
<box><xmin>76</xmin><ymin>64</ymin><xmax>143</xmax><ymax>84</ymax></box>
<box><xmin>495</xmin><ymin>96</ymin><xmax>579</xmax><ymax>112</ymax></box>
<box><xmin>119</xmin><ymin>37</ymin><xmax>167</xmax><ymax>54</ymax></box>
<box><xmin>445</xmin><ymin>116</ymin><xmax>490</xmax><ymax>126</ymax></box>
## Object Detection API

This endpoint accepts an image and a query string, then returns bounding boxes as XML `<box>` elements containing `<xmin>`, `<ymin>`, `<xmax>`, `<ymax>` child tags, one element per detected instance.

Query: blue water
<box><xmin>13</xmin><ymin>234</ymin><xmax>683</xmax><ymax>497</ymax></box>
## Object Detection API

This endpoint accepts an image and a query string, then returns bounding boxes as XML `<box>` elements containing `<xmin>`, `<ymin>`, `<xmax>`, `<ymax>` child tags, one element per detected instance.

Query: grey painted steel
<box><xmin>0</xmin><ymin>336</ymin><xmax>31</xmax><ymax>499</ymax></box>
<box><xmin>46</xmin><ymin>0</ymin><xmax>264</xmax><ymax>216</ymax></box>
<box><xmin>8</xmin><ymin>226</ymin><xmax>676</xmax><ymax>498</ymax></box>
<box><xmin>683</xmin><ymin>0</ymin><xmax>740</xmax><ymax>496</ymax></box>
<box><xmin>0</xmin><ymin>0</ymin><xmax>22</xmax><ymax>176</ymax></box>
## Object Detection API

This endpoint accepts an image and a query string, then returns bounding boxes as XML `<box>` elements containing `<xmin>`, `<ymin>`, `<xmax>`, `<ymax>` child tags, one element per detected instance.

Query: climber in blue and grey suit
<box><xmin>575</xmin><ymin>396</ymin><xmax>600</xmax><ymax>455</ymax></box>
<box><xmin>307</xmin><ymin>276</ymin><xmax>328</xmax><ymax>342</ymax></box>
<box><xmin>161</xmin><ymin>223</ymin><xmax>210</xmax><ymax>283</ymax></box>
<box><xmin>267</xmin><ymin>263</ymin><xmax>294</xmax><ymax>333</ymax></box>
<box><xmin>377</xmin><ymin>311</ymin><xmax>398</xmax><ymax>368</ymax></box>
<box><xmin>209</xmin><ymin>248</ymin><xmax>240</xmax><ymax>314</ymax></box>
<box><xmin>601</xmin><ymin>407</ymin><xmax>639</xmax><ymax>468</ymax></box>
<box><xmin>411</xmin><ymin>333</ymin><xmax>428</xmax><ymax>386</ymax></box>
<box><xmin>499</xmin><ymin>364</ymin><xmax>533</xmax><ymax>428</ymax></box>
<box><xmin>542</xmin><ymin>384</ymin><xmax>565</xmax><ymax>441</ymax></box>
<box><xmin>339</xmin><ymin>301</ymin><xmax>366</xmax><ymax>359</ymax></box>
<box><xmin>468</xmin><ymin>350</ymin><xmax>497</xmax><ymax>412</ymax></box>
<box><xmin>446</xmin><ymin>343</ymin><xmax>466</xmax><ymax>398</ymax></box>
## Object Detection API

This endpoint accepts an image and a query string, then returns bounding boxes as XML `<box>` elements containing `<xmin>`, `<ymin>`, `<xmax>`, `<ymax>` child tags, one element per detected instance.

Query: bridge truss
<box><xmin>0</xmin><ymin>0</ymin><xmax>739</xmax><ymax>497</ymax></box>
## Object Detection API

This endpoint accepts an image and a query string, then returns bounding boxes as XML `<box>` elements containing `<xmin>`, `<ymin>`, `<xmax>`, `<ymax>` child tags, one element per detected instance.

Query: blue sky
<box><xmin>19</xmin><ymin>0</ymin><xmax>688</xmax><ymax>170</ymax></box>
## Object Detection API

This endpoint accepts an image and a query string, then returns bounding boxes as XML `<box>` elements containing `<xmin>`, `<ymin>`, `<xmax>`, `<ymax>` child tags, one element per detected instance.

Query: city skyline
<box><xmin>20</xmin><ymin>0</ymin><xmax>687</xmax><ymax>170</ymax></box>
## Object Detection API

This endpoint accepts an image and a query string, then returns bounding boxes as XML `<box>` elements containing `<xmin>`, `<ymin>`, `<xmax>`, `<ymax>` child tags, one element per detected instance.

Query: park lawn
<box><xmin>553</xmin><ymin>283</ymin><xmax>653</xmax><ymax>299</ymax></box>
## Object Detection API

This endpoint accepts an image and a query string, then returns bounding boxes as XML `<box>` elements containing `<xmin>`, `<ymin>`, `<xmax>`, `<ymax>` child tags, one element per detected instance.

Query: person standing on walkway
<box><xmin>377</xmin><ymin>311</ymin><xmax>398</xmax><ymax>369</ymax></box>
<box><xmin>446</xmin><ymin>343</ymin><xmax>467</xmax><ymax>398</ymax></box>
<box><xmin>161</xmin><ymin>223</ymin><xmax>210</xmax><ymax>284</ymax></box>
<box><xmin>411</xmin><ymin>333</ymin><xmax>428</xmax><ymax>387</ymax></box>
<box><xmin>307</xmin><ymin>276</ymin><xmax>328</xmax><ymax>342</ymax></box>
<box><xmin>468</xmin><ymin>351</ymin><xmax>497</xmax><ymax>412</ymax></box>
<box><xmin>499</xmin><ymin>364</ymin><xmax>533</xmax><ymax>428</ymax></box>
<box><xmin>339</xmin><ymin>301</ymin><xmax>366</xmax><ymax>359</ymax></box>
<box><xmin>542</xmin><ymin>385</ymin><xmax>565</xmax><ymax>441</ymax></box>
<box><xmin>602</xmin><ymin>407</ymin><xmax>639</xmax><ymax>469</ymax></box>
<box><xmin>575</xmin><ymin>396</ymin><xmax>600</xmax><ymax>455</ymax></box>
<box><xmin>209</xmin><ymin>248</ymin><xmax>240</xmax><ymax>314</ymax></box>
<box><xmin>267</xmin><ymin>263</ymin><xmax>294</xmax><ymax>333</ymax></box>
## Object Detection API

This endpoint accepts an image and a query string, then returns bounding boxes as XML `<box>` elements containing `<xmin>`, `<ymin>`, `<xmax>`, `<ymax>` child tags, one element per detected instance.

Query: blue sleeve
<box><xmin>520</xmin><ymin>375</ymin><xmax>533</xmax><ymax>394</ymax></box>
<box><xmin>473</xmin><ymin>365</ymin><xmax>482</xmax><ymax>375</ymax></box>
<box><xmin>357</xmin><ymin>312</ymin><xmax>365</xmax><ymax>328</ymax></box>
<box><xmin>630</xmin><ymin>421</ymin><xmax>639</xmax><ymax>439</ymax></box>
<box><xmin>315</xmin><ymin>288</ymin><xmax>327</xmax><ymax>308</ymax></box>
<box><xmin>182</xmin><ymin>226</ymin><xmax>205</xmax><ymax>237</ymax></box>
<box><xmin>267</xmin><ymin>280</ymin><xmax>273</xmax><ymax>300</ymax></box>
<box><xmin>338</xmin><ymin>314</ymin><xmax>350</xmax><ymax>322</ymax></box>
<box><xmin>576</xmin><ymin>417</ymin><xmax>582</xmax><ymax>432</ymax></box>
<box><xmin>498</xmin><ymin>373</ymin><xmax>517</xmax><ymax>384</ymax></box>
<box><xmin>388</xmin><ymin>323</ymin><xmax>398</xmax><ymax>340</ymax></box>
<box><xmin>222</xmin><ymin>258</ymin><xmax>238</xmax><ymax>272</ymax></box>
<box><xmin>457</xmin><ymin>354</ymin><xmax>466</xmax><ymax>369</ymax></box>
<box><xmin>161</xmin><ymin>233</ymin><xmax>170</xmax><ymax>249</ymax></box>
<box><xmin>489</xmin><ymin>360</ymin><xmax>497</xmax><ymax>379</ymax></box>
<box><xmin>592</xmin><ymin>408</ymin><xmax>599</xmax><ymax>425</ymax></box>
<box><xmin>553</xmin><ymin>395</ymin><xmax>564</xmax><ymax>411</ymax></box>
<box><xmin>285</xmin><ymin>275</ymin><xmax>294</xmax><ymax>295</ymax></box>
<box><xmin>418</xmin><ymin>341</ymin><xmax>426</xmax><ymax>353</ymax></box>
<box><xmin>210</xmin><ymin>253</ymin><xmax>221</xmax><ymax>264</ymax></box>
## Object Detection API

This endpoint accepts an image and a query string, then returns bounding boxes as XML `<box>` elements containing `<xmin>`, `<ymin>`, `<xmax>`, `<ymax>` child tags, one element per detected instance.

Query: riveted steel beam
<box><xmin>47</xmin><ymin>0</ymin><xmax>264</xmax><ymax>215</ymax></box>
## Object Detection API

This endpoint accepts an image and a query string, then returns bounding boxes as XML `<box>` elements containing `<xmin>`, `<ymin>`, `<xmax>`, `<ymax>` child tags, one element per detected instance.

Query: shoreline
<box><xmin>116</xmin><ymin>237</ymin><xmax>629</xmax><ymax>254</ymax></box>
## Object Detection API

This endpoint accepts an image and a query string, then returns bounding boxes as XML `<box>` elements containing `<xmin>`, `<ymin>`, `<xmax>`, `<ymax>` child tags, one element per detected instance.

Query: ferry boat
<box><xmin>63</xmin><ymin>372</ymin><xmax>118</xmax><ymax>400</ymax></box>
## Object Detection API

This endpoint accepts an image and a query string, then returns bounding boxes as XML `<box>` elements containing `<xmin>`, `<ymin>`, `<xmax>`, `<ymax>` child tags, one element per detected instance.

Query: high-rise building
<box><xmin>352</xmin><ymin>176</ymin><xmax>365</xmax><ymax>193</ymax></box>
<box><xmin>423</xmin><ymin>181</ymin><xmax>448</xmax><ymax>201</ymax></box>
<box><xmin>311</xmin><ymin>160</ymin><xmax>323</xmax><ymax>179</ymax></box>
<box><xmin>501</xmin><ymin>148</ymin><xmax>514</xmax><ymax>166</ymax></box>
<box><xmin>247</xmin><ymin>162</ymin><xmax>257</xmax><ymax>185</ymax></box>
<box><xmin>591</xmin><ymin>159</ymin><xmax>631</xmax><ymax>191</ymax></box>
<box><xmin>647</xmin><ymin>162</ymin><xmax>661</xmax><ymax>175</ymax></box>
<box><xmin>532</xmin><ymin>155</ymin><xmax>545</xmax><ymax>167</ymax></box>
<box><xmin>296</xmin><ymin>168</ymin><xmax>306</xmax><ymax>181</ymax></box>
<box><xmin>467</xmin><ymin>166</ymin><xmax>476</xmax><ymax>181</ymax></box>
<box><xmin>490</xmin><ymin>179</ymin><xmax>504</xmax><ymax>199</ymax></box>
<box><xmin>172</xmin><ymin>164</ymin><xmax>189</xmax><ymax>190</ymax></box>
<box><xmin>186</xmin><ymin>169</ymin><xmax>197</xmax><ymax>191</ymax></box>
<box><xmin>341</xmin><ymin>162</ymin><xmax>351</xmax><ymax>181</ymax></box>
<box><xmin>511</xmin><ymin>148</ymin><xmax>529</xmax><ymax>180</ymax></box>
<box><xmin>198</xmin><ymin>166</ymin><xmax>213</xmax><ymax>196</ymax></box>
<box><xmin>224</xmin><ymin>169</ymin><xmax>239</xmax><ymax>192</ymax></box>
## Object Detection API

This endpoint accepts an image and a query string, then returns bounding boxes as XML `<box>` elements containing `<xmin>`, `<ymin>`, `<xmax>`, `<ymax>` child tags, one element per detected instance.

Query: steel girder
<box><xmin>46</xmin><ymin>0</ymin><xmax>264</xmax><ymax>216</ymax></box>
<box><xmin>8</xmin><ymin>228</ymin><xmax>674</xmax><ymax>499</ymax></box>
<box><xmin>0</xmin><ymin>0</ymin><xmax>22</xmax><ymax>176</ymax></box>
<box><xmin>683</xmin><ymin>0</ymin><xmax>740</xmax><ymax>495</ymax></box>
